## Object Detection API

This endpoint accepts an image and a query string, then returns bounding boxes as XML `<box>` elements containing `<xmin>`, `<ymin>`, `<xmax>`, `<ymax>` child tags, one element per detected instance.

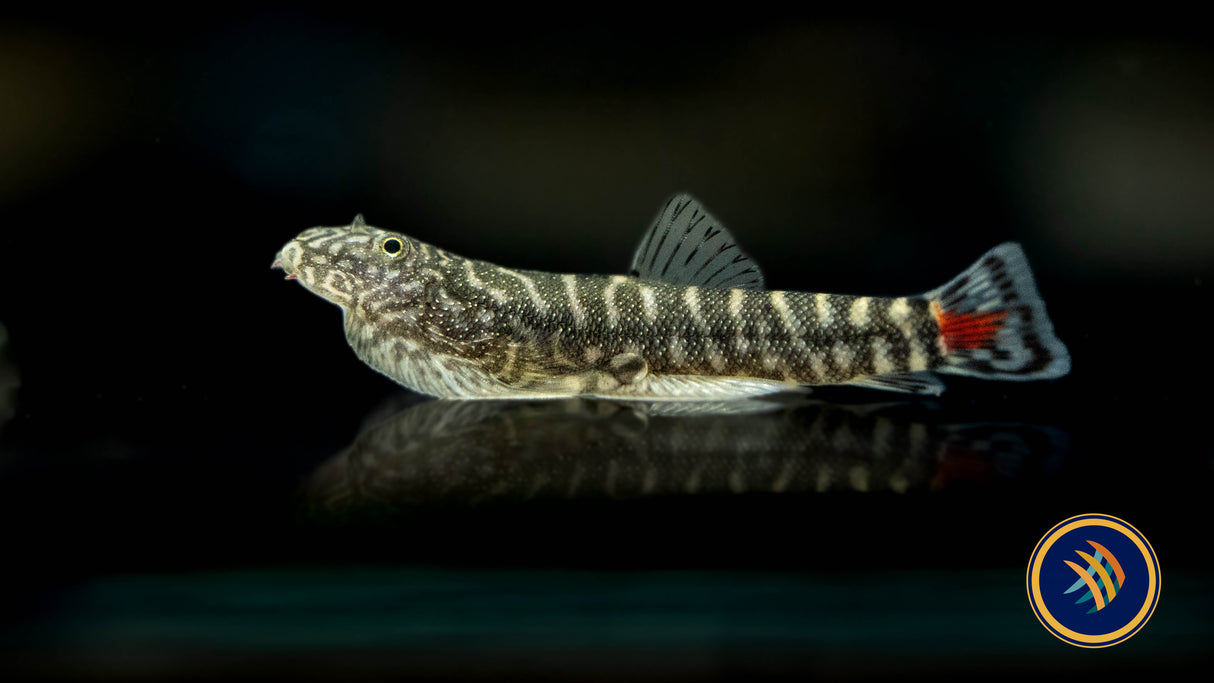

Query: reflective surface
<box><xmin>1</xmin><ymin>381</ymin><xmax>1209</xmax><ymax>680</ymax></box>
<box><xmin>308</xmin><ymin>396</ymin><xmax>1065</xmax><ymax>512</ymax></box>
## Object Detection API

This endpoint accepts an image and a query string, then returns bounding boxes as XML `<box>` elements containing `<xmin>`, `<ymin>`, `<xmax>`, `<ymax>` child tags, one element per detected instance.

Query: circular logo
<box><xmin>1027</xmin><ymin>513</ymin><xmax>1160</xmax><ymax>647</ymax></box>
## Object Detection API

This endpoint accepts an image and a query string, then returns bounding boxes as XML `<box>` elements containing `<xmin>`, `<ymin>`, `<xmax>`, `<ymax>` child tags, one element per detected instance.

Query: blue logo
<box><xmin>1027</xmin><ymin>514</ymin><xmax>1160</xmax><ymax>647</ymax></box>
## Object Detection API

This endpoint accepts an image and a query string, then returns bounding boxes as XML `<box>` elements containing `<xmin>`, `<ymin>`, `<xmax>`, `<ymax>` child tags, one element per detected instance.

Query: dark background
<box><xmin>0</xmin><ymin>10</ymin><xmax>1210</xmax><ymax>680</ymax></box>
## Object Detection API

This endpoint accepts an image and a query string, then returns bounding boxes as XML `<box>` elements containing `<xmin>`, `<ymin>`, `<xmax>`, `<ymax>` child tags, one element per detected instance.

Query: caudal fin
<box><xmin>925</xmin><ymin>243</ymin><xmax>1070</xmax><ymax>381</ymax></box>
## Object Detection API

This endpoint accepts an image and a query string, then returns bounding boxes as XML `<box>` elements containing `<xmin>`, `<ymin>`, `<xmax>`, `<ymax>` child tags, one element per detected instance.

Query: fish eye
<box><xmin>381</xmin><ymin>237</ymin><xmax>405</xmax><ymax>257</ymax></box>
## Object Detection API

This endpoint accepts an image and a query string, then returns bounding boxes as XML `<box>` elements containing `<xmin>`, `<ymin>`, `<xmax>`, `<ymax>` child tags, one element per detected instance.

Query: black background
<box><xmin>0</xmin><ymin>10</ymin><xmax>1210</xmax><ymax>680</ymax></box>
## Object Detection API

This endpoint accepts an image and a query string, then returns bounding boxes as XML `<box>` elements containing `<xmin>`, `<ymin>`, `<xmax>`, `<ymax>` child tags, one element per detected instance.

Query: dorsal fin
<box><xmin>628</xmin><ymin>193</ymin><xmax>765</xmax><ymax>290</ymax></box>
<box><xmin>352</xmin><ymin>214</ymin><xmax>367</xmax><ymax>228</ymax></box>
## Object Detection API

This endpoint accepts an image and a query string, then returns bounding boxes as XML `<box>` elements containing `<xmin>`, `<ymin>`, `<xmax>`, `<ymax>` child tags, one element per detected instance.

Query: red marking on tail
<box><xmin>931</xmin><ymin>302</ymin><xmax>1007</xmax><ymax>351</ymax></box>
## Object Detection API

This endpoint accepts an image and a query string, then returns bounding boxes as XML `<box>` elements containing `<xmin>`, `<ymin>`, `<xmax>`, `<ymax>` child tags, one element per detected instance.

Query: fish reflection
<box><xmin>306</xmin><ymin>396</ymin><xmax>1064</xmax><ymax>513</ymax></box>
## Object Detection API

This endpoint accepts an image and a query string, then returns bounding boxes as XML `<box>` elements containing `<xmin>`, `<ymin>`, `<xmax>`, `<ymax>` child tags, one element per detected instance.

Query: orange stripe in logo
<box><xmin>1089</xmin><ymin>540</ymin><xmax>1125</xmax><ymax>587</ymax></box>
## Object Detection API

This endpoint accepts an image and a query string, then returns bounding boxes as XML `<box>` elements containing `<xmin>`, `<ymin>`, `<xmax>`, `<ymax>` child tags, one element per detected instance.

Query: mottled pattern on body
<box><xmin>274</xmin><ymin>194</ymin><xmax>1068</xmax><ymax>399</ymax></box>
<box><xmin>276</xmin><ymin>223</ymin><xmax>941</xmax><ymax>399</ymax></box>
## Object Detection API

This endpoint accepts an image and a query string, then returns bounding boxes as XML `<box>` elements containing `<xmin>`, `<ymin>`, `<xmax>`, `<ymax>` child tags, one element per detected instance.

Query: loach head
<box><xmin>273</xmin><ymin>215</ymin><xmax>425</xmax><ymax>311</ymax></box>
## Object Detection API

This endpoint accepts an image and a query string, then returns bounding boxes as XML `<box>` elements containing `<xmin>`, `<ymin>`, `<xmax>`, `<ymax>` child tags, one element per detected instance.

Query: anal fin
<box><xmin>845</xmin><ymin>372</ymin><xmax>945</xmax><ymax>396</ymax></box>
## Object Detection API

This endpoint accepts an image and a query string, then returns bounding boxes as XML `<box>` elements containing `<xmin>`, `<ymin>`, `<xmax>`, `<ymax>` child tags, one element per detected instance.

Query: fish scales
<box><xmin>275</xmin><ymin>194</ymin><xmax>1069</xmax><ymax>399</ymax></box>
<box><xmin>362</xmin><ymin>259</ymin><xmax>937</xmax><ymax>393</ymax></box>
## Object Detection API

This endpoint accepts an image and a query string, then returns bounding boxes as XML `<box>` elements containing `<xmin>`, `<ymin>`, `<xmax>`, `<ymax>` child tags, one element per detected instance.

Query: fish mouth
<box><xmin>271</xmin><ymin>254</ymin><xmax>299</xmax><ymax>280</ymax></box>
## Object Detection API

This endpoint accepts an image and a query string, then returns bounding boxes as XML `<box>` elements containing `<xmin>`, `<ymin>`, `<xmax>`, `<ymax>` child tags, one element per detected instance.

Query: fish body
<box><xmin>274</xmin><ymin>194</ymin><xmax>1069</xmax><ymax>399</ymax></box>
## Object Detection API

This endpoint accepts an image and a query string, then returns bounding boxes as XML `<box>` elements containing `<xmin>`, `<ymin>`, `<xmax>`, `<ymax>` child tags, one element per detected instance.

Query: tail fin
<box><xmin>925</xmin><ymin>243</ymin><xmax>1070</xmax><ymax>381</ymax></box>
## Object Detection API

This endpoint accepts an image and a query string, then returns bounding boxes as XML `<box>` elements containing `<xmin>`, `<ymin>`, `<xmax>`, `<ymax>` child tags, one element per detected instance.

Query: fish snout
<box><xmin>274</xmin><ymin>241</ymin><xmax>304</xmax><ymax>280</ymax></box>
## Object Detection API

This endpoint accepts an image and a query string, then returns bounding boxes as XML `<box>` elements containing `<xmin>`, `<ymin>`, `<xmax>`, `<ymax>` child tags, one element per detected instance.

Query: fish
<box><xmin>273</xmin><ymin>194</ymin><xmax>1070</xmax><ymax>400</ymax></box>
<box><xmin>304</xmin><ymin>396</ymin><xmax>1067</xmax><ymax>512</ymax></box>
